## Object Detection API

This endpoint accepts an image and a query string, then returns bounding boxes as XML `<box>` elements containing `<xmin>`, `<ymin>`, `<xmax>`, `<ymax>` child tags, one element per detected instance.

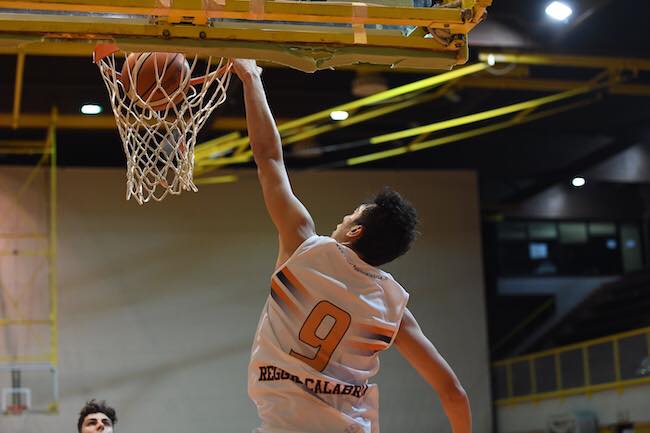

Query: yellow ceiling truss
<box><xmin>190</xmin><ymin>52</ymin><xmax>646</xmax><ymax>174</ymax></box>
<box><xmin>0</xmin><ymin>0</ymin><xmax>646</xmax><ymax>176</ymax></box>
<box><xmin>194</xmin><ymin>62</ymin><xmax>489</xmax><ymax>169</ymax></box>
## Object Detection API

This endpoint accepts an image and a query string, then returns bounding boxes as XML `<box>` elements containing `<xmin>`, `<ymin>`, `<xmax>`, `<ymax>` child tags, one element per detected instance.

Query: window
<box><xmin>495</xmin><ymin>220</ymin><xmax>639</xmax><ymax>277</ymax></box>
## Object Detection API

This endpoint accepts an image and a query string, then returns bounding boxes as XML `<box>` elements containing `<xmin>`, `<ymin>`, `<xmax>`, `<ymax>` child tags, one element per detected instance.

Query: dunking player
<box><xmin>233</xmin><ymin>59</ymin><xmax>471</xmax><ymax>433</ymax></box>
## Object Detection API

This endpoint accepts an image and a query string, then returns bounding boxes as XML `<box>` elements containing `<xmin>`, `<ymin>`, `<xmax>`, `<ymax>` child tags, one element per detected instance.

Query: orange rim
<box><xmin>93</xmin><ymin>43</ymin><xmax>120</xmax><ymax>64</ymax></box>
<box><xmin>189</xmin><ymin>59</ymin><xmax>233</xmax><ymax>86</ymax></box>
<box><xmin>6</xmin><ymin>404</ymin><xmax>26</xmax><ymax>415</ymax></box>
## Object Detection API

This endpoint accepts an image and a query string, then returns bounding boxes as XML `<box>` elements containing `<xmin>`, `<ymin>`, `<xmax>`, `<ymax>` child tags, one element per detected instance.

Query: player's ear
<box><xmin>346</xmin><ymin>225</ymin><xmax>364</xmax><ymax>241</ymax></box>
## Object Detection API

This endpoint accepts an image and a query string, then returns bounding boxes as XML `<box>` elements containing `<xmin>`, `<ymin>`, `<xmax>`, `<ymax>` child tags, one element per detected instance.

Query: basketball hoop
<box><xmin>5</xmin><ymin>404</ymin><xmax>26</xmax><ymax>416</ymax></box>
<box><xmin>94</xmin><ymin>44</ymin><xmax>233</xmax><ymax>204</ymax></box>
<box><xmin>1</xmin><ymin>387</ymin><xmax>31</xmax><ymax>416</ymax></box>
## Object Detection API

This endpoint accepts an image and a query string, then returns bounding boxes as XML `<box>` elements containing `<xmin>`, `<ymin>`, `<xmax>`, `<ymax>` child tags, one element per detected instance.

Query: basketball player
<box><xmin>77</xmin><ymin>399</ymin><xmax>117</xmax><ymax>433</ymax></box>
<box><xmin>233</xmin><ymin>59</ymin><xmax>471</xmax><ymax>433</ymax></box>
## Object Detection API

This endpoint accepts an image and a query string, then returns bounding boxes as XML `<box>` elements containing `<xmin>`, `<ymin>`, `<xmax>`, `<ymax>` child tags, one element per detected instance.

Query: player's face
<box><xmin>81</xmin><ymin>412</ymin><xmax>113</xmax><ymax>433</ymax></box>
<box><xmin>331</xmin><ymin>204</ymin><xmax>369</xmax><ymax>242</ymax></box>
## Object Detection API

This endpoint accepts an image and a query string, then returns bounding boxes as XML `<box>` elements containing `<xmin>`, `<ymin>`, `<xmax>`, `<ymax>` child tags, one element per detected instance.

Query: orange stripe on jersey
<box><xmin>270</xmin><ymin>279</ymin><xmax>300</xmax><ymax>317</ymax></box>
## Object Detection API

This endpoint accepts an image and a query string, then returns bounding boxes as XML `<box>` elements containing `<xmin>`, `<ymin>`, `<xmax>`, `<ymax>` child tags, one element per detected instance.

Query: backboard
<box><xmin>0</xmin><ymin>0</ymin><xmax>491</xmax><ymax>71</ymax></box>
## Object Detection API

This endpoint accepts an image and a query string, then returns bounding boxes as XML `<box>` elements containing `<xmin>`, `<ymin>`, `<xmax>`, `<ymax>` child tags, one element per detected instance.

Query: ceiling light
<box><xmin>330</xmin><ymin>110</ymin><xmax>349</xmax><ymax>121</ymax></box>
<box><xmin>571</xmin><ymin>177</ymin><xmax>586</xmax><ymax>187</ymax></box>
<box><xmin>81</xmin><ymin>104</ymin><xmax>102</xmax><ymax>115</ymax></box>
<box><xmin>487</xmin><ymin>54</ymin><xmax>496</xmax><ymax>66</ymax></box>
<box><xmin>546</xmin><ymin>1</ymin><xmax>573</xmax><ymax>21</ymax></box>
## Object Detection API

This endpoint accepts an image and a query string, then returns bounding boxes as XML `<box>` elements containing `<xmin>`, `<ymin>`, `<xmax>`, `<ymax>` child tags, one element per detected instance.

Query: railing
<box><xmin>492</xmin><ymin>326</ymin><xmax>650</xmax><ymax>405</ymax></box>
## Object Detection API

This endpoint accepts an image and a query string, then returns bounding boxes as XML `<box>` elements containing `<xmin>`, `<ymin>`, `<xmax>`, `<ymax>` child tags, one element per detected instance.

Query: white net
<box><xmin>95</xmin><ymin>48</ymin><xmax>232</xmax><ymax>204</ymax></box>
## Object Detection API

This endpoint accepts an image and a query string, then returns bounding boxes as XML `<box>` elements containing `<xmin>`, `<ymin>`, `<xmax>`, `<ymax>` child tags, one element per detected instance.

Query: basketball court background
<box><xmin>0</xmin><ymin>167</ymin><xmax>490</xmax><ymax>433</ymax></box>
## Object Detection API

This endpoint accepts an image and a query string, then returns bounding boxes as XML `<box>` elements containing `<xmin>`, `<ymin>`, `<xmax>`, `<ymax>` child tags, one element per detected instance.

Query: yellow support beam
<box><xmin>281</xmin><ymin>63</ymin><xmax>488</xmax><ymax>132</ymax></box>
<box><xmin>495</xmin><ymin>377</ymin><xmax>650</xmax><ymax>406</ymax></box>
<box><xmin>282</xmin><ymin>88</ymin><xmax>451</xmax><ymax>147</ymax></box>
<box><xmin>345</xmin><ymin>96</ymin><xmax>597</xmax><ymax>166</ymax></box>
<box><xmin>368</xmin><ymin>83</ymin><xmax>602</xmax><ymax>145</ymax></box>
<box><xmin>478</xmin><ymin>52</ymin><xmax>650</xmax><ymax>71</ymax></box>
<box><xmin>0</xmin><ymin>232</ymin><xmax>47</xmax><ymax>239</ymax></box>
<box><xmin>0</xmin><ymin>147</ymin><xmax>51</xmax><ymax>155</ymax></box>
<box><xmin>199</xmin><ymin>95</ymin><xmax>596</xmax><ymax>171</ymax></box>
<box><xmin>0</xmin><ymin>139</ymin><xmax>50</xmax><ymax>155</ymax></box>
<box><xmin>461</xmin><ymin>77</ymin><xmax>650</xmax><ymax>97</ymax></box>
<box><xmin>0</xmin><ymin>249</ymin><xmax>49</xmax><ymax>256</ymax></box>
<box><xmin>193</xmin><ymin>175</ymin><xmax>238</xmax><ymax>185</ymax></box>
<box><xmin>12</xmin><ymin>49</ymin><xmax>25</xmax><ymax>129</ymax></box>
<box><xmin>345</xmin><ymin>97</ymin><xmax>595</xmax><ymax>165</ymax></box>
<box><xmin>0</xmin><ymin>355</ymin><xmax>52</xmax><ymax>363</ymax></box>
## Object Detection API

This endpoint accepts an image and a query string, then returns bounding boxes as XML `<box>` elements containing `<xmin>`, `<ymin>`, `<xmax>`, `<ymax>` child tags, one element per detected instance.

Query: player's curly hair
<box><xmin>77</xmin><ymin>399</ymin><xmax>117</xmax><ymax>433</ymax></box>
<box><xmin>353</xmin><ymin>187</ymin><xmax>418</xmax><ymax>266</ymax></box>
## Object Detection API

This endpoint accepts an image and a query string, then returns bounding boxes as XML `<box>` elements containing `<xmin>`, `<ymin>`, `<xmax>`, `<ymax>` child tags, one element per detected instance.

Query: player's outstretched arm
<box><xmin>394</xmin><ymin>308</ymin><xmax>472</xmax><ymax>433</ymax></box>
<box><xmin>232</xmin><ymin>59</ymin><xmax>316</xmax><ymax>264</ymax></box>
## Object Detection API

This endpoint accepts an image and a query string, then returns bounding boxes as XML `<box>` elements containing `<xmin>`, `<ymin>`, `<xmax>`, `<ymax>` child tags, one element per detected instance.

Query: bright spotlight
<box><xmin>546</xmin><ymin>1</ymin><xmax>573</xmax><ymax>21</ymax></box>
<box><xmin>81</xmin><ymin>104</ymin><xmax>103</xmax><ymax>115</ymax></box>
<box><xmin>330</xmin><ymin>110</ymin><xmax>349</xmax><ymax>121</ymax></box>
<box><xmin>487</xmin><ymin>54</ymin><xmax>496</xmax><ymax>66</ymax></box>
<box><xmin>571</xmin><ymin>177</ymin><xmax>586</xmax><ymax>187</ymax></box>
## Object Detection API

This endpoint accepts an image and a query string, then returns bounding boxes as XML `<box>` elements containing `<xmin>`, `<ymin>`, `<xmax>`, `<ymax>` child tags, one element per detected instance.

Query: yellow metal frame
<box><xmin>0</xmin><ymin>0</ymin><xmax>489</xmax><ymax>30</ymax></box>
<box><xmin>12</xmin><ymin>50</ymin><xmax>25</xmax><ymax>129</ymax></box>
<box><xmin>0</xmin><ymin>0</ymin><xmax>491</xmax><ymax>71</ymax></box>
<box><xmin>478</xmin><ymin>52</ymin><xmax>650</xmax><ymax>72</ymax></box>
<box><xmin>0</xmin><ymin>109</ymin><xmax>59</xmax><ymax>412</ymax></box>
<box><xmin>493</xmin><ymin>326</ymin><xmax>650</xmax><ymax>406</ymax></box>
<box><xmin>459</xmin><ymin>77</ymin><xmax>650</xmax><ymax>97</ymax></box>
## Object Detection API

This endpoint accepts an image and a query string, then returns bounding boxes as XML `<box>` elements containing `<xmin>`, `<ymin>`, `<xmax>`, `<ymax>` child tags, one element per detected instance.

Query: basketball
<box><xmin>120</xmin><ymin>52</ymin><xmax>191</xmax><ymax>111</ymax></box>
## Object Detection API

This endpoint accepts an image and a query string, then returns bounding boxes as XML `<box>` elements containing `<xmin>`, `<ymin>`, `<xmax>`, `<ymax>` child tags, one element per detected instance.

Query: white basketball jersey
<box><xmin>248</xmin><ymin>235</ymin><xmax>409</xmax><ymax>433</ymax></box>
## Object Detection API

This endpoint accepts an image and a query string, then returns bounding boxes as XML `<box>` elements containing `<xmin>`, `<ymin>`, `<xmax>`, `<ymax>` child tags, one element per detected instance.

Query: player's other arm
<box><xmin>232</xmin><ymin>60</ymin><xmax>316</xmax><ymax>263</ymax></box>
<box><xmin>394</xmin><ymin>308</ymin><xmax>472</xmax><ymax>433</ymax></box>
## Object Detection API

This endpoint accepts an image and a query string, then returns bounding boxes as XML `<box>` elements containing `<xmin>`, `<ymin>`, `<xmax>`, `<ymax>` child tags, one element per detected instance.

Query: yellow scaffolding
<box><xmin>0</xmin><ymin>109</ymin><xmax>59</xmax><ymax>414</ymax></box>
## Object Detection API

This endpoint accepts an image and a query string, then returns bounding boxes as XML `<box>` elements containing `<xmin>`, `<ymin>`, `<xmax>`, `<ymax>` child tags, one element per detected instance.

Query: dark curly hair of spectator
<box><xmin>77</xmin><ymin>399</ymin><xmax>117</xmax><ymax>433</ymax></box>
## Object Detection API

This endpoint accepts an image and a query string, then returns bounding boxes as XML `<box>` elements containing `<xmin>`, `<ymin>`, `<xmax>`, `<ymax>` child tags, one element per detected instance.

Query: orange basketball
<box><xmin>121</xmin><ymin>52</ymin><xmax>191</xmax><ymax>111</ymax></box>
